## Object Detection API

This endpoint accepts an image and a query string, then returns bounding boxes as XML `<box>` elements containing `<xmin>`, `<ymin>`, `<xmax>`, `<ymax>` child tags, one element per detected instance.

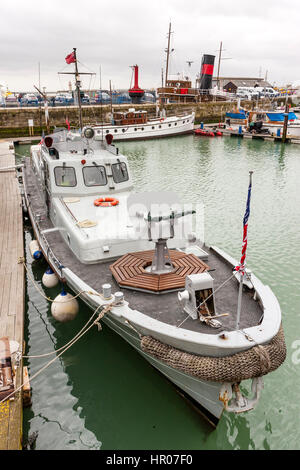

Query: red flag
<box><xmin>66</xmin><ymin>118</ymin><xmax>70</xmax><ymax>130</ymax></box>
<box><xmin>65</xmin><ymin>52</ymin><xmax>75</xmax><ymax>64</ymax></box>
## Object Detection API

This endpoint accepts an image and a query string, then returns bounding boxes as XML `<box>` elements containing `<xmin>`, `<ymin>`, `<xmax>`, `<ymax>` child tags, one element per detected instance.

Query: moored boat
<box><xmin>93</xmin><ymin>108</ymin><xmax>195</xmax><ymax>141</ymax></box>
<box><xmin>21</xmin><ymin>124</ymin><xmax>286</xmax><ymax>423</ymax></box>
<box><xmin>194</xmin><ymin>128</ymin><xmax>215</xmax><ymax>137</ymax></box>
<box><xmin>20</xmin><ymin>49</ymin><xmax>286</xmax><ymax>424</ymax></box>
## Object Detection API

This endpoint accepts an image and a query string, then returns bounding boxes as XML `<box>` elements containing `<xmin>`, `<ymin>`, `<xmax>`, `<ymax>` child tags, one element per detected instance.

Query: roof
<box><xmin>211</xmin><ymin>77</ymin><xmax>273</xmax><ymax>88</ymax></box>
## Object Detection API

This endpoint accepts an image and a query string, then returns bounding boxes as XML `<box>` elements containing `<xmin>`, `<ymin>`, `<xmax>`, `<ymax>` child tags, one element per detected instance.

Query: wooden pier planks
<box><xmin>0</xmin><ymin>141</ymin><xmax>24</xmax><ymax>450</ymax></box>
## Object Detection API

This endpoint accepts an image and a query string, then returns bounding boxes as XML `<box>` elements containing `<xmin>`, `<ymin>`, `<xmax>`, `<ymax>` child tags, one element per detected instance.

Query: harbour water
<box><xmin>17</xmin><ymin>134</ymin><xmax>300</xmax><ymax>450</ymax></box>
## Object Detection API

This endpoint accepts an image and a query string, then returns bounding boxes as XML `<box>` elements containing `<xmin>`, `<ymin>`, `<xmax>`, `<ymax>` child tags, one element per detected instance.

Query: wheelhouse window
<box><xmin>112</xmin><ymin>162</ymin><xmax>129</xmax><ymax>183</ymax></box>
<box><xmin>82</xmin><ymin>166</ymin><xmax>107</xmax><ymax>186</ymax></box>
<box><xmin>54</xmin><ymin>166</ymin><xmax>77</xmax><ymax>187</ymax></box>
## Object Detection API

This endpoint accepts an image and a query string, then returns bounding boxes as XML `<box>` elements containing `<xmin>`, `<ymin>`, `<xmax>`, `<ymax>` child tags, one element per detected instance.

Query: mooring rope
<box><xmin>0</xmin><ymin>302</ymin><xmax>114</xmax><ymax>405</ymax></box>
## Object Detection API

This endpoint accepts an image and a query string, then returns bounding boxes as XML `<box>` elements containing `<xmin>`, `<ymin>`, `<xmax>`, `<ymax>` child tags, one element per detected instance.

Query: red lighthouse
<box><xmin>129</xmin><ymin>65</ymin><xmax>145</xmax><ymax>104</ymax></box>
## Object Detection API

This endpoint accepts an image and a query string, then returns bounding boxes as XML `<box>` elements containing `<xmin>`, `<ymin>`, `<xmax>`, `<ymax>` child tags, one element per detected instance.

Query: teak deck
<box><xmin>110</xmin><ymin>250</ymin><xmax>209</xmax><ymax>292</ymax></box>
<box><xmin>0</xmin><ymin>141</ymin><xmax>24</xmax><ymax>450</ymax></box>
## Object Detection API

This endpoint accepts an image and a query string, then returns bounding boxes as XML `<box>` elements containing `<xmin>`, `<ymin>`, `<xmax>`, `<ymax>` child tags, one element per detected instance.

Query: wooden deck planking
<box><xmin>0</xmin><ymin>141</ymin><xmax>24</xmax><ymax>450</ymax></box>
<box><xmin>111</xmin><ymin>250</ymin><xmax>209</xmax><ymax>292</ymax></box>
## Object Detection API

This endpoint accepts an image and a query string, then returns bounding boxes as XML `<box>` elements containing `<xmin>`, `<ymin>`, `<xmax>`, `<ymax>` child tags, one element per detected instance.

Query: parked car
<box><xmin>94</xmin><ymin>91</ymin><xmax>111</xmax><ymax>104</ymax></box>
<box><xmin>81</xmin><ymin>93</ymin><xmax>90</xmax><ymax>104</ymax></box>
<box><xmin>254</xmin><ymin>87</ymin><xmax>279</xmax><ymax>98</ymax></box>
<box><xmin>20</xmin><ymin>93</ymin><xmax>39</xmax><ymax>106</ymax></box>
<box><xmin>141</xmin><ymin>92</ymin><xmax>156</xmax><ymax>103</ymax></box>
<box><xmin>54</xmin><ymin>93</ymin><xmax>74</xmax><ymax>105</ymax></box>
<box><xmin>5</xmin><ymin>94</ymin><xmax>18</xmax><ymax>107</ymax></box>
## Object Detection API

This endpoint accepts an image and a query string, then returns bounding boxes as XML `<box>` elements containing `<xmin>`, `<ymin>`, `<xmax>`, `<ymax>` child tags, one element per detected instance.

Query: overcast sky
<box><xmin>1</xmin><ymin>0</ymin><xmax>300</xmax><ymax>92</ymax></box>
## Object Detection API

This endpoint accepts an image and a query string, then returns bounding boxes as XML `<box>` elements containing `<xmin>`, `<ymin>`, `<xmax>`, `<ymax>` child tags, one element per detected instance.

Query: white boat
<box><xmin>255</xmin><ymin>110</ymin><xmax>300</xmax><ymax>137</ymax></box>
<box><xmin>225</xmin><ymin>108</ymin><xmax>300</xmax><ymax>137</ymax></box>
<box><xmin>93</xmin><ymin>108</ymin><xmax>195</xmax><ymax>141</ymax></box>
<box><xmin>21</xmin><ymin>125</ymin><xmax>286</xmax><ymax>424</ymax></box>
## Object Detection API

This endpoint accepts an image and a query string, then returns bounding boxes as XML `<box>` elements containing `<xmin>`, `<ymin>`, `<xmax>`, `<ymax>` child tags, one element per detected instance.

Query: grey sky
<box><xmin>1</xmin><ymin>0</ymin><xmax>300</xmax><ymax>92</ymax></box>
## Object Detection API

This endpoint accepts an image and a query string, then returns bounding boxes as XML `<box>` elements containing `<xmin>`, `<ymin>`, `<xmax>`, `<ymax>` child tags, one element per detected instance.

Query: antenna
<box><xmin>186</xmin><ymin>61</ymin><xmax>194</xmax><ymax>68</ymax></box>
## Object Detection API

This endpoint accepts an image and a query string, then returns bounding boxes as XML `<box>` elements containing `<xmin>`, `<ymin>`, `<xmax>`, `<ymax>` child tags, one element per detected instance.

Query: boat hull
<box><xmin>263</xmin><ymin>123</ymin><xmax>300</xmax><ymax>137</ymax></box>
<box><xmin>93</xmin><ymin>113</ymin><xmax>195</xmax><ymax>141</ymax></box>
<box><xmin>102</xmin><ymin>313</ymin><xmax>225</xmax><ymax>422</ymax></box>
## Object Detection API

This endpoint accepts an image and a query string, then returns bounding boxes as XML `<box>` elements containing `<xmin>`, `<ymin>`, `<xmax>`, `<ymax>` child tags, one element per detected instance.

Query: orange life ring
<box><xmin>94</xmin><ymin>197</ymin><xmax>119</xmax><ymax>207</ymax></box>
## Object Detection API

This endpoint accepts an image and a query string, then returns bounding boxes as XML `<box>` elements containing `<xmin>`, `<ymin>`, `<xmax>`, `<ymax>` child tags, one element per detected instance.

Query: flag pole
<box><xmin>235</xmin><ymin>171</ymin><xmax>253</xmax><ymax>330</ymax></box>
<box><xmin>73</xmin><ymin>48</ymin><xmax>83</xmax><ymax>130</ymax></box>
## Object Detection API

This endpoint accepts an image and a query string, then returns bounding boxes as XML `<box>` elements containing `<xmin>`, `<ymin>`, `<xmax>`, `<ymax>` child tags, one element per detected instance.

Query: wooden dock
<box><xmin>202</xmin><ymin>124</ymin><xmax>300</xmax><ymax>144</ymax></box>
<box><xmin>0</xmin><ymin>141</ymin><xmax>24</xmax><ymax>450</ymax></box>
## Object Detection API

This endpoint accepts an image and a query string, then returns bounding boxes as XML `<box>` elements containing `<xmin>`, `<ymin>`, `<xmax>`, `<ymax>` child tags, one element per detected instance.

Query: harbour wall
<box><xmin>0</xmin><ymin>99</ymin><xmax>287</xmax><ymax>138</ymax></box>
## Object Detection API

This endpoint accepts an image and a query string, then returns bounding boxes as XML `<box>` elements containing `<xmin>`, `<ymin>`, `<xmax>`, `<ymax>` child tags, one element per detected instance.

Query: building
<box><xmin>209</xmin><ymin>77</ymin><xmax>273</xmax><ymax>93</ymax></box>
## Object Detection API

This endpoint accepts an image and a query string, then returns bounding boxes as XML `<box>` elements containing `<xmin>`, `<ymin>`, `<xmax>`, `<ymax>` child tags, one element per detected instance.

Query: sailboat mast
<box><xmin>73</xmin><ymin>48</ymin><xmax>83</xmax><ymax>129</ymax></box>
<box><xmin>165</xmin><ymin>22</ymin><xmax>172</xmax><ymax>87</ymax></box>
<box><xmin>217</xmin><ymin>41</ymin><xmax>222</xmax><ymax>89</ymax></box>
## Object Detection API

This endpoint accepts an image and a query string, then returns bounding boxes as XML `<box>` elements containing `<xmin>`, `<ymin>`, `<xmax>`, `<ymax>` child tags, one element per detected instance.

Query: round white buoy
<box><xmin>42</xmin><ymin>267</ymin><xmax>59</xmax><ymax>288</ymax></box>
<box><xmin>29</xmin><ymin>240</ymin><xmax>43</xmax><ymax>260</ymax></box>
<box><xmin>51</xmin><ymin>290</ymin><xmax>79</xmax><ymax>322</ymax></box>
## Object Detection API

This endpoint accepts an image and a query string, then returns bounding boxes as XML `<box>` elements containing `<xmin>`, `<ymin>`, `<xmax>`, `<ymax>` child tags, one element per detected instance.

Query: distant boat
<box><xmin>93</xmin><ymin>108</ymin><xmax>195</xmax><ymax>141</ymax></box>
<box><xmin>225</xmin><ymin>108</ymin><xmax>300</xmax><ymax>137</ymax></box>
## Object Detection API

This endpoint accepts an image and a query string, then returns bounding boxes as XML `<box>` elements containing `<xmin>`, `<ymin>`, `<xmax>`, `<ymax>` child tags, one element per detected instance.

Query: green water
<box><xmin>17</xmin><ymin>134</ymin><xmax>300</xmax><ymax>450</ymax></box>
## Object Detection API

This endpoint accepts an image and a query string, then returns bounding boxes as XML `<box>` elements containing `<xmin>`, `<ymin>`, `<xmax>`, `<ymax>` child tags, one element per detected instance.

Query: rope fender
<box><xmin>140</xmin><ymin>324</ymin><xmax>286</xmax><ymax>383</ymax></box>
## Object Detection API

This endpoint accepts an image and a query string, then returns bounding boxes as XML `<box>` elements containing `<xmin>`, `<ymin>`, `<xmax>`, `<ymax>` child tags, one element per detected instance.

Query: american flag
<box><xmin>235</xmin><ymin>172</ymin><xmax>253</xmax><ymax>275</ymax></box>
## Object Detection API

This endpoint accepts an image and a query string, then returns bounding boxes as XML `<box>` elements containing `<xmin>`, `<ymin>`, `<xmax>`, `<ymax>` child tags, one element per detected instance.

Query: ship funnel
<box><xmin>129</xmin><ymin>65</ymin><xmax>145</xmax><ymax>104</ymax></box>
<box><xmin>199</xmin><ymin>54</ymin><xmax>215</xmax><ymax>90</ymax></box>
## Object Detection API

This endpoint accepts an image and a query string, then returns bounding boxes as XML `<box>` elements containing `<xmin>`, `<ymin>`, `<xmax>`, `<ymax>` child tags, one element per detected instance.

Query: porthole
<box><xmin>168</xmin><ymin>123</ymin><xmax>171</xmax><ymax>127</ymax></box>
<box><xmin>152</xmin><ymin>126</ymin><xmax>155</xmax><ymax>130</ymax></box>
<box><xmin>114</xmin><ymin>129</ymin><xmax>118</xmax><ymax>133</ymax></box>
<box><xmin>106</xmin><ymin>130</ymin><xmax>109</xmax><ymax>133</ymax></box>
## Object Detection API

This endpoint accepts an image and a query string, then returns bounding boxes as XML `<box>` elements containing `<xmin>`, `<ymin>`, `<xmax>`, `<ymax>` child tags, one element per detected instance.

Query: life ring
<box><xmin>94</xmin><ymin>197</ymin><xmax>119</xmax><ymax>207</ymax></box>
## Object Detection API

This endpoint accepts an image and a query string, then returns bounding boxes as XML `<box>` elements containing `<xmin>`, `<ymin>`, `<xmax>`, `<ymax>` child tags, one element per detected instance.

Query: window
<box><xmin>168</xmin><ymin>123</ymin><xmax>171</xmax><ymax>127</ymax></box>
<box><xmin>174</xmin><ymin>122</ymin><xmax>177</xmax><ymax>126</ymax></box>
<box><xmin>114</xmin><ymin>129</ymin><xmax>118</xmax><ymax>133</ymax></box>
<box><xmin>159</xmin><ymin>125</ymin><xmax>162</xmax><ymax>129</ymax></box>
<box><xmin>112</xmin><ymin>162</ymin><xmax>129</xmax><ymax>183</ymax></box>
<box><xmin>54</xmin><ymin>166</ymin><xmax>77</xmax><ymax>187</ymax></box>
<box><xmin>152</xmin><ymin>126</ymin><xmax>155</xmax><ymax>130</ymax></box>
<box><xmin>106</xmin><ymin>130</ymin><xmax>109</xmax><ymax>134</ymax></box>
<box><xmin>134</xmin><ymin>128</ymin><xmax>137</xmax><ymax>131</ymax></box>
<box><xmin>83</xmin><ymin>166</ymin><xmax>107</xmax><ymax>186</ymax></box>
<box><xmin>183</xmin><ymin>120</ymin><xmax>185</xmax><ymax>124</ymax></box>
<box><xmin>122</xmin><ymin>129</ymin><xmax>125</xmax><ymax>133</ymax></box>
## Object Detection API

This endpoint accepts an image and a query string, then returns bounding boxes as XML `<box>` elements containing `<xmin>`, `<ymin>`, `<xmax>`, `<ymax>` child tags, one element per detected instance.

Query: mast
<box><xmin>73</xmin><ymin>48</ymin><xmax>83</xmax><ymax>130</ymax></box>
<box><xmin>58</xmin><ymin>48</ymin><xmax>95</xmax><ymax>130</ymax></box>
<box><xmin>216</xmin><ymin>41</ymin><xmax>222</xmax><ymax>89</ymax></box>
<box><xmin>165</xmin><ymin>22</ymin><xmax>172</xmax><ymax>87</ymax></box>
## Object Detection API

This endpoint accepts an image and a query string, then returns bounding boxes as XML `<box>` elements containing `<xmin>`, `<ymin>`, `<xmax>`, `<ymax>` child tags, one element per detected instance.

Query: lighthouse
<box><xmin>129</xmin><ymin>65</ymin><xmax>145</xmax><ymax>104</ymax></box>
